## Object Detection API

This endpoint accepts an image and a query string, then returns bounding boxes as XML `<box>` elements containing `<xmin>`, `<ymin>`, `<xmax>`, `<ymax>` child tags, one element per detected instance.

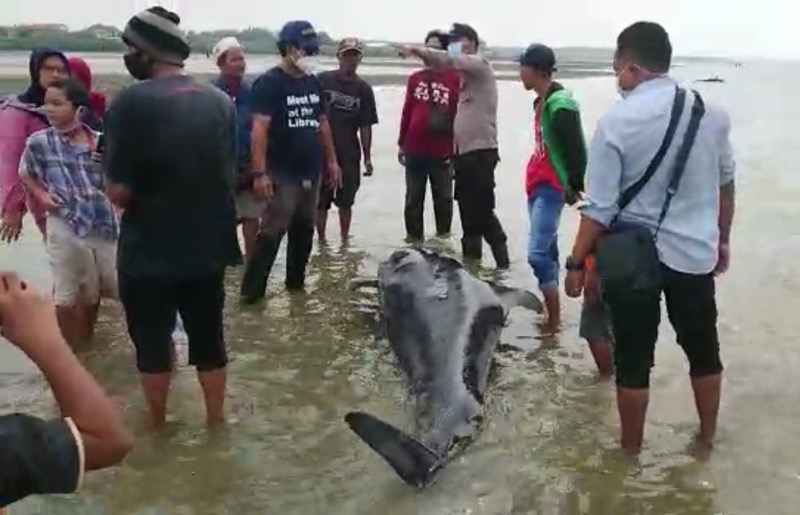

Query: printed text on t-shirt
<box><xmin>286</xmin><ymin>93</ymin><xmax>321</xmax><ymax>128</ymax></box>
<box><xmin>413</xmin><ymin>81</ymin><xmax>451</xmax><ymax>106</ymax></box>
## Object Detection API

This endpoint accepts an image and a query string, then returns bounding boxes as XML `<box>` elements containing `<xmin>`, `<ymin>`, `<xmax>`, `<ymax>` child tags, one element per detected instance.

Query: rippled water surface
<box><xmin>3</xmin><ymin>60</ymin><xmax>800</xmax><ymax>514</ymax></box>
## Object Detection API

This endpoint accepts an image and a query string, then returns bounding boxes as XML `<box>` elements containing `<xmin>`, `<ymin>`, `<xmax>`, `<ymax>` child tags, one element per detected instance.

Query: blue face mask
<box><xmin>447</xmin><ymin>41</ymin><xmax>463</xmax><ymax>56</ymax></box>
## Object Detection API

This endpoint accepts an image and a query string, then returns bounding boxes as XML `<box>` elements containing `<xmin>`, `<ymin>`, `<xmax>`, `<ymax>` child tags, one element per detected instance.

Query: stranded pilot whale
<box><xmin>345</xmin><ymin>248</ymin><xmax>543</xmax><ymax>488</ymax></box>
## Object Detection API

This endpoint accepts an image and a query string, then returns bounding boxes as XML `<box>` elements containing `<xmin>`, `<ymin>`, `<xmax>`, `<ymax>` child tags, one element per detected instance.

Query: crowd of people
<box><xmin>0</xmin><ymin>5</ymin><xmax>735</xmax><ymax>509</ymax></box>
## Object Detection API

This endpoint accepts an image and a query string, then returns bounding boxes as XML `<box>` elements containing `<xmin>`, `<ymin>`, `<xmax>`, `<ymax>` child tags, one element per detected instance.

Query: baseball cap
<box><xmin>337</xmin><ymin>37</ymin><xmax>364</xmax><ymax>55</ymax></box>
<box><xmin>211</xmin><ymin>36</ymin><xmax>243</xmax><ymax>62</ymax></box>
<box><xmin>278</xmin><ymin>20</ymin><xmax>320</xmax><ymax>55</ymax></box>
<box><xmin>519</xmin><ymin>43</ymin><xmax>558</xmax><ymax>72</ymax></box>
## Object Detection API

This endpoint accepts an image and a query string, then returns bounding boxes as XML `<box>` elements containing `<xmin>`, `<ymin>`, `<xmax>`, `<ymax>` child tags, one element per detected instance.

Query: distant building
<box><xmin>84</xmin><ymin>24</ymin><xmax>121</xmax><ymax>40</ymax></box>
<box><xmin>24</xmin><ymin>23</ymin><xmax>69</xmax><ymax>32</ymax></box>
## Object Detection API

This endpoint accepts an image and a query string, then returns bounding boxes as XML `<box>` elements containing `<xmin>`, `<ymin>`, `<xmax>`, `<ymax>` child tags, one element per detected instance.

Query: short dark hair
<box><xmin>450</xmin><ymin>23</ymin><xmax>480</xmax><ymax>49</ymax></box>
<box><xmin>616</xmin><ymin>21</ymin><xmax>672</xmax><ymax>72</ymax></box>
<box><xmin>47</xmin><ymin>78</ymin><xmax>89</xmax><ymax>108</ymax></box>
<box><xmin>425</xmin><ymin>30</ymin><xmax>450</xmax><ymax>49</ymax></box>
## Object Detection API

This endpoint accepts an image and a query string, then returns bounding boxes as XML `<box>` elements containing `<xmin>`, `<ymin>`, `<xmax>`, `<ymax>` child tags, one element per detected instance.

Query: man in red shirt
<box><xmin>397</xmin><ymin>30</ymin><xmax>460</xmax><ymax>242</ymax></box>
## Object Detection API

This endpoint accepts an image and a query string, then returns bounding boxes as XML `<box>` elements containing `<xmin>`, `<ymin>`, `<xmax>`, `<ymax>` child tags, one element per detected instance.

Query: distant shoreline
<box><xmin>0</xmin><ymin>68</ymin><xmax>613</xmax><ymax>98</ymax></box>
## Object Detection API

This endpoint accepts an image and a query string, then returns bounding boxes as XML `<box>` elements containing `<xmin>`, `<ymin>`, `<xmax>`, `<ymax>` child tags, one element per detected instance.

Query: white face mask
<box><xmin>295</xmin><ymin>55</ymin><xmax>318</xmax><ymax>74</ymax></box>
<box><xmin>447</xmin><ymin>41</ymin><xmax>463</xmax><ymax>56</ymax></box>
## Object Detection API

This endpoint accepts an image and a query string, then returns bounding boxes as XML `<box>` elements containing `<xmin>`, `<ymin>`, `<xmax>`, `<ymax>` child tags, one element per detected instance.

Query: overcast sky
<box><xmin>1</xmin><ymin>0</ymin><xmax>788</xmax><ymax>59</ymax></box>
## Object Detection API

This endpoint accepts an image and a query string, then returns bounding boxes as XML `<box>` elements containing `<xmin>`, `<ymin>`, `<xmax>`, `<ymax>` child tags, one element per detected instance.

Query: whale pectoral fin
<box><xmin>345</xmin><ymin>411</ymin><xmax>442</xmax><ymax>488</ymax></box>
<box><xmin>515</xmin><ymin>290</ymin><xmax>544</xmax><ymax>313</ymax></box>
<box><xmin>488</xmin><ymin>283</ymin><xmax>544</xmax><ymax>314</ymax></box>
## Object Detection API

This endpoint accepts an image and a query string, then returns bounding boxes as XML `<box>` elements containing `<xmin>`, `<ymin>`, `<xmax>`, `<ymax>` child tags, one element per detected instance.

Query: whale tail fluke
<box><xmin>344</xmin><ymin>411</ymin><xmax>444</xmax><ymax>488</ymax></box>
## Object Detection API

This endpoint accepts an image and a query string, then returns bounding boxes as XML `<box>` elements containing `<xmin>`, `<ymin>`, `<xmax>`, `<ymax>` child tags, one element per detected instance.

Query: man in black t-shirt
<box><xmin>103</xmin><ymin>7</ymin><xmax>241</xmax><ymax>430</ymax></box>
<box><xmin>316</xmin><ymin>37</ymin><xmax>379</xmax><ymax>243</ymax></box>
<box><xmin>241</xmin><ymin>20</ymin><xmax>341</xmax><ymax>304</ymax></box>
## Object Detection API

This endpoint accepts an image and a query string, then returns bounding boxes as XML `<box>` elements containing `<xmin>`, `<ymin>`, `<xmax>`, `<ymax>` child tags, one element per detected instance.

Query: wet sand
<box><xmin>5</xmin><ymin>59</ymin><xmax>800</xmax><ymax>514</ymax></box>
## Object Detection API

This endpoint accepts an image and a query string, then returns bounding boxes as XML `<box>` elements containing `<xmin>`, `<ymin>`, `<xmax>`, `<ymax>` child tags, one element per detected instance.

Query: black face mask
<box><xmin>123</xmin><ymin>51</ymin><xmax>152</xmax><ymax>81</ymax></box>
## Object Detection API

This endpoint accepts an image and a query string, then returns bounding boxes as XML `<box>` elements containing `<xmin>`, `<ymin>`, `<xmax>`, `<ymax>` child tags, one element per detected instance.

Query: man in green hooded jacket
<box><xmin>519</xmin><ymin>43</ymin><xmax>591</xmax><ymax>332</ymax></box>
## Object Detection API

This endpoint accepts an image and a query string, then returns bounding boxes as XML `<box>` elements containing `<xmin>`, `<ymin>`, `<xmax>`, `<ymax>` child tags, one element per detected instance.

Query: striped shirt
<box><xmin>18</xmin><ymin>126</ymin><xmax>118</xmax><ymax>240</ymax></box>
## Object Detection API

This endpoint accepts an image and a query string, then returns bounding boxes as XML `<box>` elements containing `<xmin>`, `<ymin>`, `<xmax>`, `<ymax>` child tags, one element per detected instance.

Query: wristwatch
<box><xmin>565</xmin><ymin>256</ymin><xmax>585</xmax><ymax>271</ymax></box>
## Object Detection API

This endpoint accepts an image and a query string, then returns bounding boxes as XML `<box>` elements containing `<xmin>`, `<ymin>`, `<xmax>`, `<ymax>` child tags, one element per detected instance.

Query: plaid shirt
<box><xmin>18</xmin><ymin>127</ymin><xmax>118</xmax><ymax>240</ymax></box>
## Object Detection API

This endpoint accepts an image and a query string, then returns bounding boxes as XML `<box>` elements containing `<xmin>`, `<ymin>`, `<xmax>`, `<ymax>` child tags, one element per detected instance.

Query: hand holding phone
<box><xmin>92</xmin><ymin>133</ymin><xmax>105</xmax><ymax>163</ymax></box>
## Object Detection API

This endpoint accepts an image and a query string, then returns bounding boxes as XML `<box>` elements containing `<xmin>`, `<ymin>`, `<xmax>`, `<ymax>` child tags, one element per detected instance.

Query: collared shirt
<box><xmin>19</xmin><ymin>126</ymin><xmax>118</xmax><ymax>241</ymax></box>
<box><xmin>580</xmin><ymin>76</ymin><xmax>735</xmax><ymax>274</ymax></box>
<box><xmin>0</xmin><ymin>414</ymin><xmax>85</xmax><ymax>508</ymax></box>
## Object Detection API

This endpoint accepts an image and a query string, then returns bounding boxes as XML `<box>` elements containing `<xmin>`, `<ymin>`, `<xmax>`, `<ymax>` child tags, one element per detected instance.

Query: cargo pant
<box><xmin>240</xmin><ymin>175</ymin><xmax>319</xmax><ymax>303</ymax></box>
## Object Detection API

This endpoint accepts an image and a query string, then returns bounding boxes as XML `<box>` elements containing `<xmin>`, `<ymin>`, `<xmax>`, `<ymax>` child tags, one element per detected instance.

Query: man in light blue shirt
<box><xmin>563</xmin><ymin>21</ymin><xmax>736</xmax><ymax>454</ymax></box>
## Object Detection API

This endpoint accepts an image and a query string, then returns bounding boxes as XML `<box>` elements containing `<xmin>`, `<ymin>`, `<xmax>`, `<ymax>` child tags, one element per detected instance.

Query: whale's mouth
<box><xmin>344</xmin><ymin>411</ymin><xmax>444</xmax><ymax>488</ymax></box>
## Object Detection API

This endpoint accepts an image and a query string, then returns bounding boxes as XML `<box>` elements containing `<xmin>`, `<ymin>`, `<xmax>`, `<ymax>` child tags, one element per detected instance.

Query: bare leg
<box><xmin>691</xmin><ymin>374</ymin><xmax>722</xmax><ymax>448</ymax></box>
<box><xmin>616</xmin><ymin>386</ymin><xmax>649</xmax><ymax>454</ymax></box>
<box><xmin>140</xmin><ymin>373</ymin><xmax>171</xmax><ymax>431</ymax></box>
<box><xmin>240</xmin><ymin>218</ymin><xmax>260</xmax><ymax>262</ymax></box>
<box><xmin>339</xmin><ymin>207</ymin><xmax>353</xmax><ymax>240</ymax></box>
<box><xmin>198</xmin><ymin>368</ymin><xmax>227</xmax><ymax>428</ymax></box>
<box><xmin>541</xmin><ymin>286</ymin><xmax>561</xmax><ymax>331</ymax></box>
<box><xmin>56</xmin><ymin>304</ymin><xmax>93</xmax><ymax>349</ymax></box>
<box><xmin>316</xmin><ymin>209</ymin><xmax>328</xmax><ymax>243</ymax></box>
<box><xmin>588</xmin><ymin>338</ymin><xmax>614</xmax><ymax>379</ymax></box>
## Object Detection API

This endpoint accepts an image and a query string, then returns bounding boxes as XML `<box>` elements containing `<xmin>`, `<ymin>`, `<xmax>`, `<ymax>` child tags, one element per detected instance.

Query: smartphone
<box><xmin>95</xmin><ymin>133</ymin><xmax>105</xmax><ymax>154</ymax></box>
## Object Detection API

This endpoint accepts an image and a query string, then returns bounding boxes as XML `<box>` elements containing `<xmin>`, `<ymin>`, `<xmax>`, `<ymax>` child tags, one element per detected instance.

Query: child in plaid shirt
<box><xmin>18</xmin><ymin>78</ymin><xmax>118</xmax><ymax>348</ymax></box>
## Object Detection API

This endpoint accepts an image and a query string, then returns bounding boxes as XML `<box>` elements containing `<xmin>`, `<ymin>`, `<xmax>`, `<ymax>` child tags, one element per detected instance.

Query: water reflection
<box><xmin>7</xmin><ymin>61</ymin><xmax>800</xmax><ymax>513</ymax></box>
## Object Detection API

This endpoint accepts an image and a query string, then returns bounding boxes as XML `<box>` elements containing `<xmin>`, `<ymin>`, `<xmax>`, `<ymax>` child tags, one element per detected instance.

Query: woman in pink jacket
<box><xmin>0</xmin><ymin>48</ymin><xmax>69</xmax><ymax>243</ymax></box>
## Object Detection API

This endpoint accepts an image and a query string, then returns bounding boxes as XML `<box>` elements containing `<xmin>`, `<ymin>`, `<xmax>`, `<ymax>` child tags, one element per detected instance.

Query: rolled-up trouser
<box><xmin>526</xmin><ymin>183</ymin><xmax>565</xmax><ymax>291</ymax></box>
<box><xmin>453</xmin><ymin>149</ymin><xmax>507</xmax><ymax>256</ymax></box>
<box><xmin>241</xmin><ymin>175</ymin><xmax>318</xmax><ymax>298</ymax></box>
<box><xmin>603</xmin><ymin>264</ymin><xmax>723</xmax><ymax>389</ymax></box>
<box><xmin>404</xmin><ymin>154</ymin><xmax>453</xmax><ymax>240</ymax></box>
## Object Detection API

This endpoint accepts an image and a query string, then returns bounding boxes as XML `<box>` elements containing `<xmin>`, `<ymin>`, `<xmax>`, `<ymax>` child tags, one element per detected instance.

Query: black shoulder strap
<box><xmin>654</xmin><ymin>89</ymin><xmax>706</xmax><ymax>234</ymax></box>
<box><xmin>617</xmin><ymin>86</ymin><xmax>686</xmax><ymax>212</ymax></box>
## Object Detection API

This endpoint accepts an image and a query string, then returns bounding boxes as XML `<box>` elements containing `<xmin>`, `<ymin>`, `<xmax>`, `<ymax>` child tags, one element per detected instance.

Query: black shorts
<box><xmin>318</xmin><ymin>163</ymin><xmax>361</xmax><ymax>210</ymax></box>
<box><xmin>604</xmin><ymin>264</ymin><xmax>723</xmax><ymax>389</ymax></box>
<box><xmin>118</xmin><ymin>271</ymin><xmax>228</xmax><ymax>373</ymax></box>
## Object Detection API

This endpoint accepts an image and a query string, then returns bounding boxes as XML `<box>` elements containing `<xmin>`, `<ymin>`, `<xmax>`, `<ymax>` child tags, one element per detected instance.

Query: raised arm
<box><xmin>0</xmin><ymin>272</ymin><xmax>132</xmax><ymax>507</ymax></box>
<box><xmin>403</xmin><ymin>46</ymin><xmax>489</xmax><ymax>75</ymax></box>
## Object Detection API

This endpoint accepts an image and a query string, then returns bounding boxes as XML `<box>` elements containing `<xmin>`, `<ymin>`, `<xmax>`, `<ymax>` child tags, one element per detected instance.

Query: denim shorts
<box><xmin>526</xmin><ymin>184</ymin><xmax>565</xmax><ymax>290</ymax></box>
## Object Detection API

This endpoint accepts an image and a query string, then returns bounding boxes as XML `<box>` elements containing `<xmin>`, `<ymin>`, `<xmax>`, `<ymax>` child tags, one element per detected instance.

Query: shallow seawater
<box><xmin>3</xmin><ymin>60</ymin><xmax>800</xmax><ymax>514</ymax></box>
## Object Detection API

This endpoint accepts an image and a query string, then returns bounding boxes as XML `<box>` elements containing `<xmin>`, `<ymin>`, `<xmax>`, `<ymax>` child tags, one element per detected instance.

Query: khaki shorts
<box><xmin>46</xmin><ymin>217</ymin><xmax>118</xmax><ymax>306</ymax></box>
<box><xmin>235</xmin><ymin>189</ymin><xmax>266</xmax><ymax>221</ymax></box>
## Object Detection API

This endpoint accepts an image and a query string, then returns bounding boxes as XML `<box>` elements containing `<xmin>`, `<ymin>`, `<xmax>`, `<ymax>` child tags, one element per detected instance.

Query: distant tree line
<box><xmin>0</xmin><ymin>24</ymin><xmax>405</xmax><ymax>57</ymax></box>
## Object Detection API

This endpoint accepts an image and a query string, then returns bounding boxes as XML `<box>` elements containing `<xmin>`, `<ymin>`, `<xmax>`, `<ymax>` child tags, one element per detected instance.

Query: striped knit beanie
<box><xmin>122</xmin><ymin>6</ymin><xmax>191</xmax><ymax>65</ymax></box>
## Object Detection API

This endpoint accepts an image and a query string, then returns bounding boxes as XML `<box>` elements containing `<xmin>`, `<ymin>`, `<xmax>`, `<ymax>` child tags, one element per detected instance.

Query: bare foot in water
<box><xmin>686</xmin><ymin>433</ymin><xmax>714</xmax><ymax>461</ymax></box>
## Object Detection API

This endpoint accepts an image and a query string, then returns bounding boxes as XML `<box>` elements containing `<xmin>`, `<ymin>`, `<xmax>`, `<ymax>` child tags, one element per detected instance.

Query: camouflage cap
<box><xmin>337</xmin><ymin>37</ymin><xmax>364</xmax><ymax>55</ymax></box>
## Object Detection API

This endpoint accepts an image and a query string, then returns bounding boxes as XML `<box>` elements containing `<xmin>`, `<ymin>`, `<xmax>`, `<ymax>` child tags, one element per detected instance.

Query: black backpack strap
<box><xmin>654</xmin><ymin>90</ymin><xmax>706</xmax><ymax>235</ymax></box>
<box><xmin>616</xmin><ymin>86</ymin><xmax>686</xmax><ymax>213</ymax></box>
